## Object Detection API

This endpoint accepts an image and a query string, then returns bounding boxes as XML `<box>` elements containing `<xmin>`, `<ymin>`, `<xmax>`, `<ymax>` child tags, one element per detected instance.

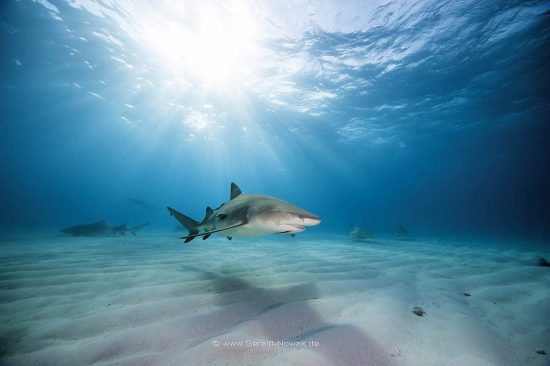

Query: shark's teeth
<box><xmin>288</xmin><ymin>224</ymin><xmax>304</xmax><ymax>230</ymax></box>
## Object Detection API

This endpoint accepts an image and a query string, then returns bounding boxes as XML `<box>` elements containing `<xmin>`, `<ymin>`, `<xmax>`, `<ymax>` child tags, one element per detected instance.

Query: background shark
<box><xmin>60</xmin><ymin>220</ymin><xmax>149</xmax><ymax>237</ymax></box>
<box><xmin>126</xmin><ymin>198</ymin><xmax>163</xmax><ymax>212</ymax></box>
<box><xmin>168</xmin><ymin>182</ymin><xmax>320</xmax><ymax>243</ymax></box>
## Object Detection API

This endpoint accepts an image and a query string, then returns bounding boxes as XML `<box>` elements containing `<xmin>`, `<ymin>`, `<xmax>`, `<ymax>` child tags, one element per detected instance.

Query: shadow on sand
<box><xmin>180</xmin><ymin>266</ymin><xmax>397</xmax><ymax>366</ymax></box>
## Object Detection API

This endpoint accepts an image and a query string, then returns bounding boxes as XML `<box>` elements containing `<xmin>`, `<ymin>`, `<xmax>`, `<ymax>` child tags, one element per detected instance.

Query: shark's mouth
<box><xmin>286</xmin><ymin>224</ymin><xmax>304</xmax><ymax>230</ymax></box>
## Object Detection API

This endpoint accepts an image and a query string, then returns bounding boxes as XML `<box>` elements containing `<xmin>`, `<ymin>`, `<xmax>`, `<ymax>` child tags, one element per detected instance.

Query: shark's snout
<box><xmin>301</xmin><ymin>215</ymin><xmax>321</xmax><ymax>226</ymax></box>
<box><xmin>281</xmin><ymin>212</ymin><xmax>321</xmax><ymax>228</ymax></box>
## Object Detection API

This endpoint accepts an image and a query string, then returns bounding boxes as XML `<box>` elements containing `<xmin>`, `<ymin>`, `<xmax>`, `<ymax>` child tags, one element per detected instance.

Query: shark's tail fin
<box><xmin>130</xmin><ymin>222</ymin><xmax>149</xmax><ymax>236</ymax></box>
<box><xmin>112</xmin><ymin>223</ymin><xmax>128</xmax><ymax>236</ymax></box>
<box><xmin>167</xmin><ymin>207</ymin><xmax>200</xmax><ymax>243</ymax></box>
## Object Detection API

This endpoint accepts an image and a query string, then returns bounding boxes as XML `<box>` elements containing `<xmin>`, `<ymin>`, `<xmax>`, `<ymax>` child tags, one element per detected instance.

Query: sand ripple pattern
<box><xmin>1</xmin><ymin>234</ymin><xmax>549</xmax><ymax>365</ymax></box>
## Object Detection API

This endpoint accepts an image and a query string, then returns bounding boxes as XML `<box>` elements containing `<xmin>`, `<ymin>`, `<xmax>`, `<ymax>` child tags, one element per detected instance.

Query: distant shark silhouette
<box><xmin>126</xmin><ymin>198</ymin><xmax>163</xmax><ymax>212</ymax></box>
<box><xmin>349</xmin><ymin>226</ymin><xmax>376</xmax><ymax>242</ymax></box>
<box><xmin>395</xmin><ymin>225</ymin><xmax>414</xmax><ymax>241</ymax></box>
<box><xmin>60</xmin><ymin>220</ymin><xmax>149</xmax><ymax>237</ymax></box>
<box><xmin>168</xmin><ymin>182</ymin><xmax>320</xmax><ymax>243</ymax></box>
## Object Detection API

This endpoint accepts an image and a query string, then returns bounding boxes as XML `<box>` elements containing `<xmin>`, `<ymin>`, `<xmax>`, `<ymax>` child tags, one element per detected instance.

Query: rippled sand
<box><xmin>1</xmin><ymin>233</ymin><xmax>549</xmax><ymax>365</ymax></box>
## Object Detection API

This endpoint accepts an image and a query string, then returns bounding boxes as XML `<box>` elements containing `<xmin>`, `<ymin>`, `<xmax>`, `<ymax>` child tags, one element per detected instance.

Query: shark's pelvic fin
<box><xmin>230</xmin><ymin>182</ymin><xmax>242</xmax><ymax>200</ymax></box>
<box><xmin>167</xmin><ymin>207</ymin><xmax>200</xmax><ymax>243</ymax></box>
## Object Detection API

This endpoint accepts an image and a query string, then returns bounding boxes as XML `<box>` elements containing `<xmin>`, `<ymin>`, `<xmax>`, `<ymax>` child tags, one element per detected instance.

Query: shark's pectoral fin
<box><xmin>289</xmin><ymin>233</ymin><xmax>295</xmax><ymax>237</ymax></box>
<box><xmin>203</xmin><ymin>233</ymin><xmax>212</xmax><ymax>240</ymax></box>
<box><xmin>179</xmin><ymin>221</ymin><xmax>246</xmax><ymax>242</ymax></box>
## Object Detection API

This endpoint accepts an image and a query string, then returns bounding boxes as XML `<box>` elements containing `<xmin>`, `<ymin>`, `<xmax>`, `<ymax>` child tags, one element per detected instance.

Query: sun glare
<box><xmin>141</xmin><ymin>2</ymin><xmax>261</xmax><ymax>86</ymax></box>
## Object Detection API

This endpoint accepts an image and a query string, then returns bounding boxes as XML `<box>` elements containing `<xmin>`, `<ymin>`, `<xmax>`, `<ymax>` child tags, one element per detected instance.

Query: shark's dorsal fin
<box><xmin>230</xmin><ymin>182</ymin><xmax>242</xmax><ymax>200</ymax></box>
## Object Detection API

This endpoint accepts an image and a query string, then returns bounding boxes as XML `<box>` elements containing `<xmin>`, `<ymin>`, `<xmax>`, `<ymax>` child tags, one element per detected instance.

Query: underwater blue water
<box><xmin>1</xmin><ymin>0</ymin><xmax>549</xmax><ymax>241</ymax></box>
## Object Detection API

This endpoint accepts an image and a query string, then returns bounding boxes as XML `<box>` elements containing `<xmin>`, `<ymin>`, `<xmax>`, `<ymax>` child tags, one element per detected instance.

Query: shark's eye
<box><xmin>218</xmin><ymin>214</ymin><xmax>227</xmax><ymax>220</ymax></box>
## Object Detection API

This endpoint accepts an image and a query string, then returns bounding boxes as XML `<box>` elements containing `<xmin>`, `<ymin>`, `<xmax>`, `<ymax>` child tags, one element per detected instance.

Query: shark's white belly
<box><xmin>222</xmin><ymin>223</ymin><xmax>273</xmax><ymax>237</ymax></box>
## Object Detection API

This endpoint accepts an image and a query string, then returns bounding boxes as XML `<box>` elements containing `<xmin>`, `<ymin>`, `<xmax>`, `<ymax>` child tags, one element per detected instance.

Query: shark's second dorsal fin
<box><xmin>203</xmin><ymin>206</ymin><xmax>214</xmax><ymax>222</ymax></box>
<box><xmin>230</xmin><ymin>182</ymin><xmax>242</xmax><ymax>200</ymax></box>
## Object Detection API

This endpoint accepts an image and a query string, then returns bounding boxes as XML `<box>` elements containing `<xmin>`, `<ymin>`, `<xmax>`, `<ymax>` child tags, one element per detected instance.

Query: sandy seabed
<box><xmin>1</xmin><ymin>232</ymin><xmax>549</xmax><ymax>366</ymax></box>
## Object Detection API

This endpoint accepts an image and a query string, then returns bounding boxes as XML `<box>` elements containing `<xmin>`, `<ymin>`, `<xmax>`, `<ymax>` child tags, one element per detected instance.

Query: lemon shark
<box><xmin>167</xmin><ymin>182</ymin><xmax>321</xmax><ymax>243</ymax></box>
<box><xmin>60</xmin><ymin>220</ymin><xmax>149</xmax><ymax>237</ymax></box>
